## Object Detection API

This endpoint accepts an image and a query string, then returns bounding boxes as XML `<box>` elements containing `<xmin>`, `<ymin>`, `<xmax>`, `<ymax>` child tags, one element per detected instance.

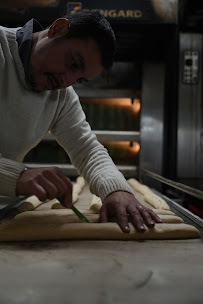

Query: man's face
<box><xmin>27</xmin><ymin>36</ymin><xmax>103</xmax><ymax>92</ymax></box>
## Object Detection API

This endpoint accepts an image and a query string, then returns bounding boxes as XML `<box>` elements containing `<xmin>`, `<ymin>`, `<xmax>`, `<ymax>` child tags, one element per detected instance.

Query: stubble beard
<box><xmin>25</xmin><ymin>63</ymin><xmax>42</xmax><ymax>92</ymax></box>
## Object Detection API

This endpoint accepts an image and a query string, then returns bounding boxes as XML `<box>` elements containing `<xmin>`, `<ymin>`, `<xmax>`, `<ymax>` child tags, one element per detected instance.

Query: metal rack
<box><xmin>139</xmin><ymin>167</ymin><xmax>203</xmax><ymax>234</ymax></box>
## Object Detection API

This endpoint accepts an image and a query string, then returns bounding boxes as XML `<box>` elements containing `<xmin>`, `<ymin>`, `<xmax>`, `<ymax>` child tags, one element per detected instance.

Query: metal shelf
<box><xmin>44</xmin><ymin>131</ymin><xmax>140</xmax><ymax>142</ymax></box>
<box><xmin>24</xmin><ymin>163</ymin><xmax>137</xmax><ymax>178</ymax></box>
<box><xmin>74</xmin><ymin>88</ymin><xmax>140</xmax><ymax>99</ymax></box>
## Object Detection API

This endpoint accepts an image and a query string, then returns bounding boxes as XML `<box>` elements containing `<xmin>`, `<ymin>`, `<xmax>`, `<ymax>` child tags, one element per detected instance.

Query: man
<box><xmin>0</xmin><ymin>10</ymin><xmax>162</xmax><ymax>233</ymax></box>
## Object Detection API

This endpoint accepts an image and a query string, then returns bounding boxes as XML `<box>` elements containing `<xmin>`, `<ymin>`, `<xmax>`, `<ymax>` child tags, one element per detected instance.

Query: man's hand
<box><xmin>16</xmin><ymin>167</ymin><xmax>72</xmax><ymax>207</ymax></box>
<box><xmin>99</xmin><ymin>191</ymin><xmax>162</xmax><ymax>233</ymax></box>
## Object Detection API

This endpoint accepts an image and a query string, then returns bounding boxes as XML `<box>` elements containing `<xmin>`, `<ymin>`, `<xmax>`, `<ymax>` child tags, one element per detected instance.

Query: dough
<box><xmin>76</xmin><ymin>176</ymin><xmax>86</xmax><ymax>188</ymax></box>
<box><xmin>0</xmin><ymin>222</ymin><xmax>199</xmax><ymax>241</ymax></box>
<box><xmin>17</xmin><ymin>195</ymin><xmax>45</xmax><ymax>212</ymax></box>
<box><xmin>13</xmin><ymin>210</ymin><xmax>182</xmax><ymax>224</ymax></box>
<box><xmin>35</xmin><ymin>198</ymin><xmax>59</xmax><ymax>210</ymax></box>
<box><xmin>151</xmin><ymin>209</ymin><xmax>175</xmax><ymax>215</ymax></box>
<box><xmin>6</xmin><ymin>178</ymin><xmax>198</xmax><ymax>242</ymax></box>
<box><xmin>127</xmin><ymin>178</ymin><xmax>170</xmax><ymax>210</ymax></box>
<box><xmin>144</xmin><ymin>193</ymin><xmax>170</xmax><ymax>210</ymax></box>
<box><xmin>127</xmin><ymin>178</ymin><xmax>151</xmax><ymax>195</ymax></box>
<box><xmin>90</xmin><ymin>195</ymin><xmax>102</xmax><ymax>211</ymax></box>
<box><xmin>73</xmin><ymin>183</ymin><xmax>82</xmax><ymax>195</ymax></box>
<box><xmin>13</xmin><ymin>209</ymin><xmax>99</xmax><ymax>224</ymax></box>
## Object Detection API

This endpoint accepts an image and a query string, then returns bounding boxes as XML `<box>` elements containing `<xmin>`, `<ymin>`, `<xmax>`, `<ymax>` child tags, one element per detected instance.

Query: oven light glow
<box><xmin>132</xmin><ymin>99</ymin><xmax>141</xmax><ymax>114</ymax></box>
<box><xmin>103</xmin><ymin>141</ymin><xmax>140</xmax><ymax>155</ymax></box>
<box><xmin>80</xmin><ymin>97</ymin><xmax>141</xmax><ymax>115</ymax></box>
<box><xmin>128</xmin><ymin>141</ymin><xmax>140</xmax><ymax>154</ymax></box>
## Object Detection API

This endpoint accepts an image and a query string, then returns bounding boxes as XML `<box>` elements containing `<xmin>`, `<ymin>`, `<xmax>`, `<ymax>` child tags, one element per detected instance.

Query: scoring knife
<box><xmin>71</xmin><ymin>205</ymin><xmax>90</xmax><ymax>223</ymax></box>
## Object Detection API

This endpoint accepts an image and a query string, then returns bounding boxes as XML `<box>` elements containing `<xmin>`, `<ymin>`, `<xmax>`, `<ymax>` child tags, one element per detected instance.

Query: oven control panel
<box><xmin>182</xmin><ymin>50</ymin><xmax>199</xmax><ymax>84</ymax></box>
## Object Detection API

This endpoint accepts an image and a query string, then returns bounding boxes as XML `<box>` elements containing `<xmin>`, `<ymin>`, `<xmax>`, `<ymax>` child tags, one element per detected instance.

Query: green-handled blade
<box><xmin>71</xmin><ymin>205</ymin><xmax>90</xmax><ymax>223</ymax></box>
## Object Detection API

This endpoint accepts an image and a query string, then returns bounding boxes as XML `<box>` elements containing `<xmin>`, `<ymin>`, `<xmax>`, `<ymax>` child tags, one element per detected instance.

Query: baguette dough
<box><xmin>13</xmin><ymin>209</ymin><xmax>99</xmax><ymax>223</ymax></box>
<box><xmin>127</xmin><ymin>178</ymin><xmax>170</xmax><ymax>210</ymax></box>
<box><xmin>2</xmin><ymin>177</ymin><xmax>199</xmax><ymax>242</ymax></box>
<box><xmin>90</xmin><ymin>195</ymin><xmax>102</xmax><ymax>211</ymax></box>
<box><xmin>13</xmin><ymin>210</ymin><xmax>183</xmax><ymax>224</ymax></box>
<box><xmin>143</xmin><ymin>193</ymin><xmax>170</xmax><ymax>210</ymax></box>
<box><xmin>17</xmin><ymin>195</ymin><xmax>45</xmax><ymax>212</ymax></box>
<box><xmin>76</xmin><ymin>176</ymin><xmax>86</xmax><ymax>188</ymax></box>
<box><xmin>0</xmin><ymin>222</ymin><xmax>199</xmax><ymax>241</ymax></box>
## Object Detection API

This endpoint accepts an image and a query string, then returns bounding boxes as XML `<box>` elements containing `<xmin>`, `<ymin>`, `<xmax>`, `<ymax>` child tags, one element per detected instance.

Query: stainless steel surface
<box><xmin>94</xmin><ymin>130</ymin><xmax>140</xmax><ymax>142</ymax></box>
<box><xmin>140</xmin><ymin>63</ymin><xmax>165</xmax><ymax>179</ymax></box>
<box><xmin>44</xmin><ymin>130</ymin><xmax>140</xmax><ymax>142</ymax></box>
<box><xmin>153</xmin><ymin>189</ymin><xmax>203</xmax><ymax>231</ymax></box>
<box><xmin>164</xmin><ymin>194</ymin><xmax>203</xmax><ymax>229</ymax></box>
<box><xmin>140</xmin><ymin>167</ymin><xmax>203</xmax><ymax>200</ymax></box>
<box><xmin>178</xmin><ymin>33</ymin><xmax>203</xmax><ymax>178</ymax></box>
<box><xmin>24</xmin><ymin>163</ymin><xmax>137</xmax><ymax>178</ymax></box>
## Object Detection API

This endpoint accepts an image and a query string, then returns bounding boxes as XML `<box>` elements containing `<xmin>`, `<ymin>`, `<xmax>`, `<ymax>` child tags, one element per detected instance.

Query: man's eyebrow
<box><xmin>76</xmin><ymin>52</ymin><xmax>85</xmax><ymax>71</ymax></box>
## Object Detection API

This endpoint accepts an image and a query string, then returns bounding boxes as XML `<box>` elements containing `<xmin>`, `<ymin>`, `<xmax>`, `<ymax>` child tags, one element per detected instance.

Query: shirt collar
<box><xmin>16</xmin><ymin>18</ymin><xmax>44</xmax><ymax>76</ymax></box>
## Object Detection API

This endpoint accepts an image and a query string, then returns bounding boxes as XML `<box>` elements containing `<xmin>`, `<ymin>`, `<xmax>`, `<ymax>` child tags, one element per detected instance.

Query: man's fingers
<box><xmin>59</xmin><ymin>190</ymin><xmax>72</xmax><ymax>208</ymax></box>
<box><xmin>37</xmin><ymin>175</ymin><xmax>59</xmax><ymax>200</ymax></box>
<box><xmin>43</xmin><ymin>170</ymin><xmax>70</xmax><ymax>197</ymax></box>
<box><xmin>127</xmin><ymin>205</ymin><xmax>146</xmax><ymax>232</ymax></box>
<box><xmin>30</xmin><ymin>183</ymin><xmax>48</xmax><ymax>202</ymax></box>
<box><xmin>147</xmin><ymin>209</ymin><xmax>163</xmax><ymax>223</ymax></box>
<box><xmin>137</xmin><ymin>205</ymin><xmax>156</xmax><ymax>228</ymax></box>
<box><xmin>138</xmin><ymin>205</ymin><xmax>162</xmax><ymax>227</ymax></box>
<box><xmin>16</xmin><ymin>167</ymin><xmax>73</xmax><ymax>205</ymax></box>
<box><xmin>99</xmin><ymin>205</ymin><xmax>108</xmax><ymax>223</ymax></box>
<box><xmin>115</xmin><ymin>206</ymin><xmax>130</xmax><ymax>233</ymax></box>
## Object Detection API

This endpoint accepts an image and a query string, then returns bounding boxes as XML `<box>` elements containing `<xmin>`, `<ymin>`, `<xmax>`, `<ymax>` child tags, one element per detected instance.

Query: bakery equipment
<box><xmin>0</xmin><ymin>1</ymin><xmax>202</xmax><ymax>215</ymax></box>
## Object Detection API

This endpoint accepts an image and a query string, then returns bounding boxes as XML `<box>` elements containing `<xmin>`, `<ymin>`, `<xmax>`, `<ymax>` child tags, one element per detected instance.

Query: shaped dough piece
<box><xmin>127</xmin><ymin>178</ymin><xmax>151</xmax><ymax>195</ymax></box>
<box><xmin>144</xmin><ymin>192</ymin><xmax>170</xmax><ymax>210</ymax></box>
<box><xmin>52</xmin><ymin>191</ymin><xmax>78</xmax><ymax>209</ymax></box>
<box><xmin>13</xmin><ymin>210</ymin><xmax>181</xmax><ymax>224</ymax></box>
<box><xmin>73</xmin><ymin>183</ymin><xmax>82</xmax><ymax>195</ymax></box>
<box><xmin>90</xmin><ymin>195</ymin><xmax>102</xmax><ymax>211</ymax></box>
<box><xmin>14</xmin><ymin>209</ymin><xmax>99</xmax><ymax>223</ymax></box>
<box><xmin>151</xmin><ymin>209</ymin><xmax>175</xmax><ymax>215</ymax></box>
<box><xmin>17</xmin><ymin>195</ymin><xmax>45</xmax><ymax>212</ymax></box>
<box><xmin>76</xmin><ymin>176</ymin><xmax>86</xmax><ymax>188</ymax></box>
<box><xmin>52</xmin><ymin>179</ymin><xmax>84</xmax><ymax>209</ymax></box>
<box><xmin>127</xmin><ymin>178</ymin><xmax>170</xmax><ymax>210</ymax></box>
<box><xmin>35</xmin><ymin>198</ymin><xmax>59</xmax><ymax>210</ymax></box>
<box><xmin>0</xmin><ymin>222</ymin><xmax>199</xmax><ymax>241</ymax></box>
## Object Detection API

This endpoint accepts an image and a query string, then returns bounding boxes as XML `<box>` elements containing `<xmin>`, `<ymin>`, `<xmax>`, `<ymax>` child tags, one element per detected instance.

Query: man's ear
<box><xmin>48</xmin><ymin>18</ymin><xmax>70</xmax><ymax>38</ymax></box>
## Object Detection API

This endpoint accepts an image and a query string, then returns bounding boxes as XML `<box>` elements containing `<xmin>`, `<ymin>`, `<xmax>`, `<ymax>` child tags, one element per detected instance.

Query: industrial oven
<box><xmin>0</xmin><ymin>0</ymin><xmax>202</xmax><ymax>220</ymax></box>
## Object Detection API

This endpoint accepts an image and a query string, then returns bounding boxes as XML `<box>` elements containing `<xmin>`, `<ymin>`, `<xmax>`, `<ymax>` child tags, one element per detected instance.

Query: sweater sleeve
<box><xmin>51</xmin><ymin>88</ymin><xmax>134</xmax><ymax>201</ymax></box>
<box><xmin>0</xmin><ymin>154</ymin><xmax>26</xmax><ymax>196</ymax></box>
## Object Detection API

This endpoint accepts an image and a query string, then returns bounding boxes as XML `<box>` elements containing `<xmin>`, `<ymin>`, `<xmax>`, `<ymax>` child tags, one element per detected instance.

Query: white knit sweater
<box><xmin>0</xmin><ymin>25</ymin><xmax>134</xmax><ymax>199</ymax></box>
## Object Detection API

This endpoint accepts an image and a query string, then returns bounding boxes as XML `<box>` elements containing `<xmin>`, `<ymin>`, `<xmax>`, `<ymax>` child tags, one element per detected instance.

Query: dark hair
<box><xmin>64</xmin><ymin>10</ymin><xmax>116</xmax><ymax>70</ymax></box>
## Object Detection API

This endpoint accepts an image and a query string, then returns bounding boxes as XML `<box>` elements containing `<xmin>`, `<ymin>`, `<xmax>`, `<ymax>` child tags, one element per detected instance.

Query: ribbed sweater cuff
<box><xmin>99</xmin><ymin>178</ymin><xmax>135</xmax><ymax>201</ymax></box>
<box><xmin>0</xmin><ymin>158</ymin><xmax>26</xmax><ymax>196</ymax></box>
